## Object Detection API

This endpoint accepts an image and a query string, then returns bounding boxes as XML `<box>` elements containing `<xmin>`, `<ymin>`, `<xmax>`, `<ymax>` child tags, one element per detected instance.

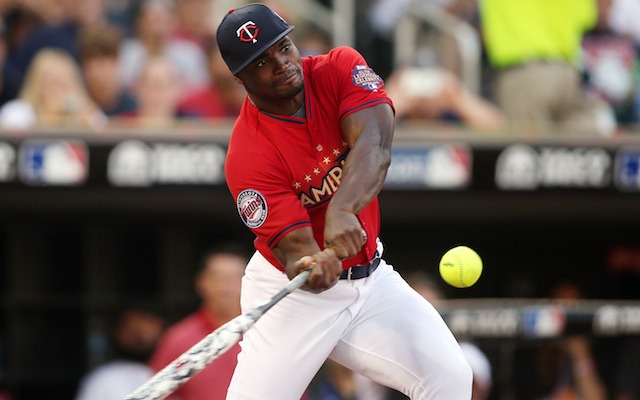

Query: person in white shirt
<box><xmin>75</xmin><ymin>306</ymin><xmax>164</xmax><ymax>400</ymax></box>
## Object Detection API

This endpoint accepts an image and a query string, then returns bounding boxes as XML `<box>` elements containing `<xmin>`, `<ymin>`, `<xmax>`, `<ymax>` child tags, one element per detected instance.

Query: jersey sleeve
<box><xmin>329</xmin><ymin>47</ymin><xmax>394</xmax><ymax>122</ymax></box>
<box><xmin>225</xmin><ymin>144</ymin><xmax>311</xmax><ymax>250</ymax></box>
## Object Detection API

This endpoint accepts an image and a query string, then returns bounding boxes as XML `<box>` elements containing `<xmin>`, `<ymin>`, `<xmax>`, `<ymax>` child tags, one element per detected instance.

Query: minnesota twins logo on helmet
<box><xmin>351</xmin><ymin>65</ymin><xmax>382</xmax><ymax>91</ymax></box>
<box><xmin>237</xmin><ymin>21</ymin><xmax>259</xmax><ymax>43</ymax></box>
<box><xmin>237</xmin><ymin>189</ymin><xmax>268</xmax><ymax>228</ymax></box>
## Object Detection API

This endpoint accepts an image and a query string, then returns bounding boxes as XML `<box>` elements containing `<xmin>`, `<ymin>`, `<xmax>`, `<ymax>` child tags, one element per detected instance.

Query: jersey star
<box><xmin>313</xmin><ymin>168</ymin><xmax>320</xmax><ymax>175</ymax></box>
<box><xmin>304</xmin><ymin>175</ymin><xmax>312</xmax><ymax>182</ymax></box>
<box><xmin>333</xmin><ymin>149</ymin><xmax>340</xmax><ymax>156</ymax></box>
<box><xmin>323</xmin><ymin>157</ymin><xmax>331</xmax><ymax>164</ymax></box>
<box><xmin>294</xmin><ymin>182</ymin><xmax>301</xmax><ymax>189</ymax></box>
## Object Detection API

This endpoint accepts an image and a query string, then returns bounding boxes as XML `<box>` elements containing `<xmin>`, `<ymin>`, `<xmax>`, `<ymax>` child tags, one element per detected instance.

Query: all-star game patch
<box><xmin>351</xmin><ymin>65</ymin><xmax>382</xmax><ymax>91</ymax></box>
<box><xmin>237</xmin><ymin>189</ymin><xmax>268</xmax><ymax>228</ymax></box>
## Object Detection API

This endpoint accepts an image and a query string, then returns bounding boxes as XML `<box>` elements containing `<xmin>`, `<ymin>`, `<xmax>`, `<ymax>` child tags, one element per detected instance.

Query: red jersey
<box><xmin>225</xmin><ymin>47</ymin><xmax>393</xmax><ymax>271</ymax></box>
<box><xmin>150</xmin><ymin>309</ymin><xmax>240</xmax><ymax>400</ymax></box>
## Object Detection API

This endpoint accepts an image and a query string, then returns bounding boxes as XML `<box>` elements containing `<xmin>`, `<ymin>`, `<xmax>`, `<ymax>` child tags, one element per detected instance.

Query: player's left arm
<box><xmin>324</xmin><ymin>102</ymin><xmax>394</xmax><ymax>259</ymax></box>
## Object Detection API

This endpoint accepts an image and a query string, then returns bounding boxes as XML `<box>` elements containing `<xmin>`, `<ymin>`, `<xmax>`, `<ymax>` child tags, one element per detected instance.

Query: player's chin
<box><xmin>274</xmin><ymin>75</ymin><xmax>304</xmax><ymax>98</ymax></box>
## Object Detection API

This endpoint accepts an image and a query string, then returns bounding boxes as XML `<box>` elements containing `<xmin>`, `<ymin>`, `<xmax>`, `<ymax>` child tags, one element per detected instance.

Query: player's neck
<box><xmin>248</xmin><ymin>92</ymin><xmax>305</xmax><ymax>117</ymax></box>
<box><xmin>292</xmin><ymin>102</ymin><xmax>306</xmax><ymax>118</ymax></box>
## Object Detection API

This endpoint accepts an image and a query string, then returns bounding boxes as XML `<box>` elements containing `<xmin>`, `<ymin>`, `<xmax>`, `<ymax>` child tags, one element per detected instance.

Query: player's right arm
<box><xmin>226</xmin><ymin>138</ymin><xmax>342</xmax><ymax>292</ymax></box>
<box><xmin>272</xmin><ymin>227</ymin><xmax>342</xmax><ymax>292</ymax></box>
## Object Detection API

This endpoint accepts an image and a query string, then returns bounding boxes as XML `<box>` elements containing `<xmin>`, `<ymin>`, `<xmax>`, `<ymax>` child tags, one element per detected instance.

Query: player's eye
<box><xmin>256</xmin><ymin>59</ymin><xmax>266</xmax><ymax>68</ymax></box>
<box><xmin>282</xmin><ymin>45</ymin><xmax>290</xmax><ymax>52</ymax></box>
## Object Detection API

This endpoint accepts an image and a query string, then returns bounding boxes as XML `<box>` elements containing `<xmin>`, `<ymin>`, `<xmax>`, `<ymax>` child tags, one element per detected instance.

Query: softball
<box><xmin>439</xmin><ymin>246</ymin><xmax>482</xmax><ymax>288</ymax></box>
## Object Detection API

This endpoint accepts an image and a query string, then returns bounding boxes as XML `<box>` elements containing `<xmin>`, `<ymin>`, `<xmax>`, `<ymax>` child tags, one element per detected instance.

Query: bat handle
<box><xmin>255</xmin><ymin>269</ymin><xmax>311</xmax><ymax>315</ymax></box>
<box><xmin>287</xmin><ymin>268</ymin><xmax>311</xmax><ymax>290</ymax></box>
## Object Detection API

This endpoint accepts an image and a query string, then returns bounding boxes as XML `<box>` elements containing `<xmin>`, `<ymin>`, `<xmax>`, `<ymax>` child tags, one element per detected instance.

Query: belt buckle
<box><xmin>347</xmin><ymin>267</ymin><xmax>353</xmax><ymax>280</ymax></box>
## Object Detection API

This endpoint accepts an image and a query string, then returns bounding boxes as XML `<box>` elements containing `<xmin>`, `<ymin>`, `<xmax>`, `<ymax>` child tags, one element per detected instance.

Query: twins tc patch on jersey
<box><xmin>351</xmin><ymin>65</ymin><xmax>382</xmax><ymax>91</ymax></box>
<box><xmin>237</xmin><ymin>189</ymin><xmax>268</xmax><ymax>228</ymax></box>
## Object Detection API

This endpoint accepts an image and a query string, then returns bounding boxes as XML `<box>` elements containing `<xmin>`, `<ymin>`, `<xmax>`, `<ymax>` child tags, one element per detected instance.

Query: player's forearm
<box><xmin>273</xmin><ymin>226</ymin><xmax>321</xmax><ymax>274</ymax></box>
<box><xmin>273</xmin><ymin>227</ymin><xmax>342</xmax><ymax>290</ymax></box>
<box><xmin>330</xmin><ymin>137</ymin><xmax>390</xmax><ymax>214</ymax></box>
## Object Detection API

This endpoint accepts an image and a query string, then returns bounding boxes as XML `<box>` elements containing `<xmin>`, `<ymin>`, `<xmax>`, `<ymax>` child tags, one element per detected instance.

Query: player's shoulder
<box><xmin>305</xmin><ymin>46</ymin><xmax>365</xmax><ymax>68</ymax></box>
<box><xmin>227</xmin><ymin>120</ymin><xmax>270</xmax><ymax>163</ymax></box>
<box><xmin>324</xmin><ymin>46</ymin><xmax>366</xmax><ymax>65</ymax></box>
<box><xmin>329</xmin><ymin>46</ymin><xmax>365</xmax><ymax>58</ymax></box>
<box><xmin>228</xmin><ymin>106</ymin><xmax>260</xmax><ymax>149</ymax></box>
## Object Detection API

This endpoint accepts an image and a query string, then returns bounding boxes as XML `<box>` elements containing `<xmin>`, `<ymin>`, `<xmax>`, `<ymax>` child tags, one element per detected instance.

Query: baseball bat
<box><xmin>124</xmin><ymin>269</ymin><xmax>311</xmax><ymax>400</ymax></box>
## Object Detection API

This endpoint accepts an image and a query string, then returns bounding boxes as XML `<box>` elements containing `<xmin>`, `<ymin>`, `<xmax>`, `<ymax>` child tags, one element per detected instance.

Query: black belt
<box><xmin>339</xmin><ymin>257</ymin><xmax>380</xmax><ymax>280</ymax></box>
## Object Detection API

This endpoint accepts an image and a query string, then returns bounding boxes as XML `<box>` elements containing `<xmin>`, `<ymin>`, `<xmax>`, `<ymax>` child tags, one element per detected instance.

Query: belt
<box><xmin>339</xmin><ymin>256</ymin><xmax>380</xmax><ymax>280</ymax></box>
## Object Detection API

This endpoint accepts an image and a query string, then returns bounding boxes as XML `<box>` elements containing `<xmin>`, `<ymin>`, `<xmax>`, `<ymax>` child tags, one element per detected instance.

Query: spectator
<box><xmin>607</xmin><ymin>0</ymin><xmax>640</xmax><ymax>45</ymax></box>
<box><xmin>9</xmin><ymin>0</ymin><xmax>108</xmax><ymax>79</ymax></box>
<box><xmin>479</xmin><ymin>0</ymin><xmax>617</xmax><ymax>136</ymax></box>
<box><xmin>309</xmin><ymin>360</ymin><xmax>357</xmax><ymax>400</ymax></box>
<box><xmin>295</xmin><ymin>26</ymin><xmax>332</xmax><ymax>57</ymax></box>
<box><xmin>537</xmin><ymin>282</ymin><xmax>608</xmax><ymax>400</ymax></box>
<box><xmin>150</xmin><ymin>244</ymin><xmax>247</xmax><ymax>400</ymax></box>
<box><xmin>384</xmin><ymin>65</ymin><xmax>506</xmax><ymax>131</ymax></box>
<box><xmin>459</xmin><ymin>342</ymin><xmax>492</xmax><ymax>400</ymax></box>
<box><xmin>405</xmin><ymin>270</ymin><xmax>445</xmax><ymax>303</ymax></box>
<box><xmin>102</xmin><ymin>0</ymin><xmax>141</xmax><ymax>37</ymax></box>
<box><xmin>0</xmin><ymin>17</ymin><xmax>21</xmax><ymax>107</ymax></box>
<box><xmin>605</xmin><ymin>0</ymin><xmax>640</xmax><ymax>124</ymax></box>
<box><xmin>171</xmin><ymin>0</ymin><xmax>215</xmax><ymax>50</ymax></box>
<box><xmin>2</xmin><ymin>2</ymin><xmax>42</xmax><ymax>54</ymax></box>
<box><xmin>0</xmin><ymin>48</ymin><xmax>106</xmax><ymax>130</ymax></box>
<box><xmin>78</xmin><ymin>24</ymin><xmax>137</xmax><ymax>117</ymax></box>
<box><xmin>361</xmin><ymin>0</ymin><xmax>479</xmax><ymax>81</ymax></box>
<box><xmin>75</xmin><ymin>306</ymin><xmax>165</xmax><ymax>400</ymax></box>
<box><xmin>177</xmin><ymin>39</ymin><xmax>246</xmax><ymax>119</ymax></box>
<box><xmin>126</xmin><ymin>56</ymin><xmax>185</xmax><ymax>128</ymax></box>
<box><xmin>118</xmin><ymin>0</ymin><xmax>209</xmax><ymax>94</ymax></box>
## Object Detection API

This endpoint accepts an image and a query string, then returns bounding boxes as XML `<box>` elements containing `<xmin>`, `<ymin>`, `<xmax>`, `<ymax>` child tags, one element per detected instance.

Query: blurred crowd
<box><xmin>0</xmin><ymin>0</ymin><xmax>637</xmax><ymax>135</ymax></box>
<box><xmin>360</xmin><ymin>0</ymin><xmax>640</xmax><ymax>135</ymax></box>
<box><xmin>0</xmin><ymin>0</ymin><xmax>246</xmax><ymax>132</ymax></box>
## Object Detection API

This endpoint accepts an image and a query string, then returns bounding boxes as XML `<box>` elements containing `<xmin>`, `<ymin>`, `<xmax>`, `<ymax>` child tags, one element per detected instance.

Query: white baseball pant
<box><xmin>226</xmin><ymin>244</ymin><xmax>472</xmax><ymax>399</ymax></box>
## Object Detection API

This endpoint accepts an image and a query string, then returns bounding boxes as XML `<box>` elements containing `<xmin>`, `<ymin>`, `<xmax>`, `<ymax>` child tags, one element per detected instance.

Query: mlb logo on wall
<box><xmin>384</xmin><ymin>144</ymin><xmax>471</xmax><ymax>189</ymax></box>
<box><xmin>614</xmin><ymin>148</ymin><xmax>640</xmax><ymax>191</ymax></box>
<box><xmin>521</xmin><ymin>306</ymin><xmax>565</xmax><ymax>338</ymax></box>
<box><xmin>19</xmin><ymin>139</ymin><xmax>88</xmax><ymax>185</ymax></box>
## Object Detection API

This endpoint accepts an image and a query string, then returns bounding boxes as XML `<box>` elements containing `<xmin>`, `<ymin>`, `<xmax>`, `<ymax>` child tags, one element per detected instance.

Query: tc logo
<box><xmin>237</xmin><ymin>21</ymin><xmax>259</xmax><ymax>43</ymax></box>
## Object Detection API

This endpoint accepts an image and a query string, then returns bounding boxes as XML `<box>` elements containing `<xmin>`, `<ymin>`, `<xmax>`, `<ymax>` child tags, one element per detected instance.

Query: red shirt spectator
<box><xmin>177</xmin><ymin>38</ymin><xmax>245</xmax><ymax>119</ymax></box>
<box><xmin>150</xmin><ymin>246</ymin><xmax>247</xmax><ymax>400</ymax></box>
<box><xmin>150</xmin><ymin>308</ymin><xmax>240</xmax><ymax>400</ymax></box>
<box><xmin>178</xmin><ymin>85</ymin><xmax>237</xmax><ymax>118</ymax></box>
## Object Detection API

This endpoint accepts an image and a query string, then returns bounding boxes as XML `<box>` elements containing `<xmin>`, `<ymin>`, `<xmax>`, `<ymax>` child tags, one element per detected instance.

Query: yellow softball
<box><xmin>439</xmin><ymin>246</ymin><xmax>483</xmax><ymax>288</ymax></box>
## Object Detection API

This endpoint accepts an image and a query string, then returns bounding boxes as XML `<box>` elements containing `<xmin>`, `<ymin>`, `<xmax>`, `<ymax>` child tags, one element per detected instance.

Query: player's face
<box><xmin>238</xmin><ymin>37</ymin><xmax>303</xmax><ymax>100</ymax></box>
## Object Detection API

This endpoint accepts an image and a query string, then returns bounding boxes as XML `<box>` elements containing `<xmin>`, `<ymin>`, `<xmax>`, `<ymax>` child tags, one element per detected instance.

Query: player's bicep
<box><xmin>341</xmin><ymin>102</ymin><xmax>394</xmax><ymax>149</ymax></box>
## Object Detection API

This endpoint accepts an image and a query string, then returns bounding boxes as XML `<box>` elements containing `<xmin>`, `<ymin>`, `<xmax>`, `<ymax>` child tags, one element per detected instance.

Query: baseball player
<box><xmin>216</xmin><ymin>4</ymin><xmax>472</xmax><ymax>399</ymax></box>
